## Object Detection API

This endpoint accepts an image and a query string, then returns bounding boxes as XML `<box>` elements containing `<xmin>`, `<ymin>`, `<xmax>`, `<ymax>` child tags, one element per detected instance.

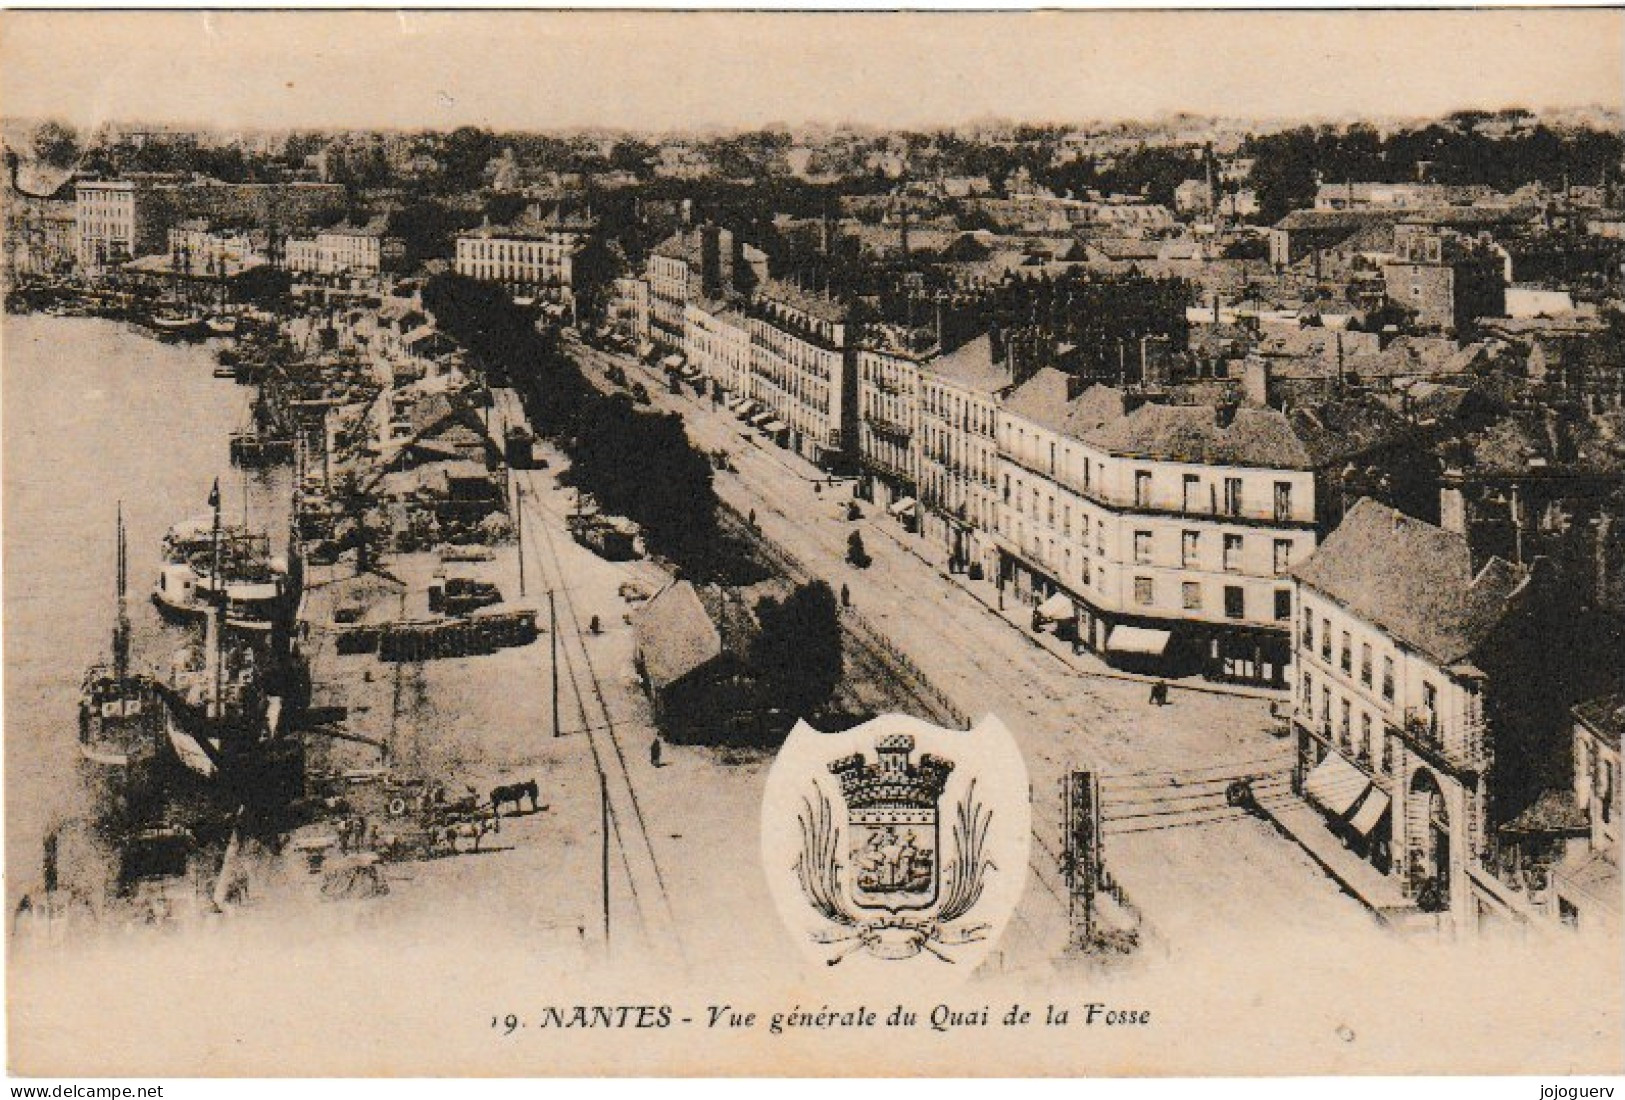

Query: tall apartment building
<box><xmin>1291</xmin><ymin>499</ymin><xmax>1606</xmax><ymax>931</ymax></box>
<box><xmin>684</xmin><ymin>298</ymin><xmax>753</xmax><ymax>398</ymax></box>
<box><xmin>918</xmin><ymin>334</ymin><xmax>1014</xmax><ymax>578</ymax></box>
<box><xmin>745</xmin><ymin>279</ymin><xmax>854</xmax><ymax>468</ymax></box>
<box><xmin>998</xmin><ymin>394</ymin><xmax>1318</xmax><ymax>685</ymax></box>
<box><xmin>854</xmin><ymin>336</ymin><xmax>934</xmax><ymax>511</ymax></box>
<box><xmin>454</xmin><ymin>207</ymin><xmax>592</xmax><ymax>302</ymax></box>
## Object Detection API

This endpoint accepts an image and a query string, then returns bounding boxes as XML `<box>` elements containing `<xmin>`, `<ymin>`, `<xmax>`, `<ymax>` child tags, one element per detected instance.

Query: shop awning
<box><xmin>1106</xmin><ymin>625</ymin><xmax>1171</xmax><ymax>656</ymax></box>
<box><xmin>889</xmin><ymin>496</ymin><xmax>918</xmax><ymax>517</ymax></box>
<box><xmin>1303</xmin><ymin>750</ymin><xmax>1370</xmax><ymax>818</ymax></box>
<box><xmin>636</xmin><ymin>342</ymin><xmax>655</xmax><ymax>360</ymax></box>
<box><xmin>760</xmin><ymin>419</ymin><xmax>788</xmax><ymax>433</ymax></box>
<box><xmin>748</xmin><ymin>411</ymin><xmax>776</xmax><ymax>427</ymax></box>
<box><xmin>1036</xmin><ymin>591</ymin><xmax>1074</xmax><ymax>622</ymax></box>
<box><xmin>1347</xmin><ymin>786</ymin><xmax>1391</xmax><ymax>836</ymax></box>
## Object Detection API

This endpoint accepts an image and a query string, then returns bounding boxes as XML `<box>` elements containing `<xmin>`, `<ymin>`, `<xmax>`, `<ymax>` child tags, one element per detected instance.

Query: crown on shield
<box><xmin>828</xmin><ymin>734</ymin><xmax>953</xmax><ymax>811</ymax></box>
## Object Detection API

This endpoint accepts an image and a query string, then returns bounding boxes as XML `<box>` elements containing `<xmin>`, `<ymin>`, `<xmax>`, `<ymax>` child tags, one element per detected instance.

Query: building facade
<box><xmin>287</xmin><ymin>219</ymin><xmax>402</xmax><ymax>278</ymax></box>
<box><xmin>1000</xmin><ymin>397</ymin><xmax>1316</xmax><ymax>685</ymax></box>
<box><xmin>648</xmin><ymin>230</ymin><xmax>703</xmax><ymax>350</ymax></box>
<box><xmin>608</xmin><ymin>275</ymin><xmax>651</xmax><ymax>344</ymax></box>
<box><xmin>1552</xmin><ymin>695</ymin><xmax>1622</xmax><ymax>932</ymax></box>
<box><xmin>684</xmin><ymin>299</ymin><xmax>753</xmax><ymax>398</ymax></box>
<box><xmin>854</xmin><ymin>340</ymin><xmax>930</xmax><ymax>510</ymax></box>
<box><xmin>918</xmin><ymin>335</ymin><xmax>1012</xmax><ymax>578</ymax></box>
<box><xmin>745</xmin><ymin>281</ymin><xmax>854</xmax><ymax>468</ymax></box>
<box><xmin>3</xmin><ymin>195</ymin><xmax>76</xmax><ymax>280</ymax></box>
<box><xmin>76</xmin><ymin>179</ymin><xmax>166</xmax><ymax>272</ymax></box>
<box><xmin>1383</xmin><ymin>227</ymin><xmax>1508</xmax><ymax>334</ymax></box>
<box><xmin>1290</xmin><ymin>499</ymin><xmax>1603</xmax><ymax>933</ymax></box>
<box><xmin>454</xmin><ymin>213</ymin><xmax>587</xmax><ymax>302</ymax></box>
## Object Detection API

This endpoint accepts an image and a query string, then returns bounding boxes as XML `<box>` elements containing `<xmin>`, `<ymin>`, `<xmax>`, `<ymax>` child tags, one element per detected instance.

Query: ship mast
<box><xmin>205</xmin><ymin>479</ymin><xmax>224</xmax><ymax>721</ymax></box>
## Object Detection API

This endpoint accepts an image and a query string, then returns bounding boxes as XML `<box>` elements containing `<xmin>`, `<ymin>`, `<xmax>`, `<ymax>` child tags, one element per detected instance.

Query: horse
<box><xmin>438</xmin><ymin>811</ymin><xmax>499</xmax><ymax>854</ymax></box>
<box><xmin>490</xmin><ymin>779</ymin><xmax>540</xmax><ymax>818</ymax></box>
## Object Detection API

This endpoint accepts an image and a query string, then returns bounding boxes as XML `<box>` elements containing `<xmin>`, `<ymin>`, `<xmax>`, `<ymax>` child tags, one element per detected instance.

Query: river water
<box><xmin>3</xmin><ymin>314</ymin><xmax>290</xmax><ymax>891</ymax></box>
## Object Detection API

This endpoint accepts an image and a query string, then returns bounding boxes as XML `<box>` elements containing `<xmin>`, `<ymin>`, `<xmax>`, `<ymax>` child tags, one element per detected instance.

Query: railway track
<box><xmin>503</xmin><ymin>430</ymin><xmax>681</xmax><ymax>966</ymax></box>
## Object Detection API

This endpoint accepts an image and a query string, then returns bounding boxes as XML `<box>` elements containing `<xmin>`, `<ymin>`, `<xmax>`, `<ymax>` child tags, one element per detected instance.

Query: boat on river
<box><xmin>79</xmin><ymin>506</ymin><xmax>165</xmax><ymax>783</ymax></box>
<box><xmin>151</xmin><ymin>513</ymin><xmax>288</xmax><ymax>633</ymax></box>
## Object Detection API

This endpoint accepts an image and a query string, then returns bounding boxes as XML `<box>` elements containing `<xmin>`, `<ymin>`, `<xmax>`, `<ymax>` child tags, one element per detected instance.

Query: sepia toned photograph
<box><xmin>1</xmin><ymin>7</ymin><xmax>1622</xmax><ymax>1080</ymax></box>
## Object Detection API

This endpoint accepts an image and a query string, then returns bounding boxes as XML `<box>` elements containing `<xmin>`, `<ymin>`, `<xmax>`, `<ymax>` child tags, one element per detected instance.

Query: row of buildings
<box><xmin>609</xmin><ymin>220</ymin><xmax>1620</xmax><ymax>937</ymax></box>
<box><xmin>5</xmin><ymin>173</ymin><xmax>413</xmax><ymax>284</ymax></box>
<box><xmin>614</xmin><ymin>226</ymin><xmax>1432</xmax><ymax>690</ymax></box>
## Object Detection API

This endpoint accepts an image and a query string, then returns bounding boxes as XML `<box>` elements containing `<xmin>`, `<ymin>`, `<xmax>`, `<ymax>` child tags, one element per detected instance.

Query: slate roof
<box><xmin>1291</xmin><ymin>498</ymin><xmax>1528</xmax><ymax>667</ymax></box>
<box><xmin>1002</xmin><ymin>370</ymin><xmax>1129</xmax><ymax>441</ymax></box>
<box><xmin>633</xmin><ymin>581</ymin><xmax>759</xmax><ymax>693</ymax></box>
<box><xmin>651</xmin><ymin>230</ymin><xmax>705</xmax><ymax>266</ymax></box>
<box><xmin>1283</xmin><ymin>397</ymin><xmax>1412</xmax><ymax>467</ymax></box>
<box><xmin>1002</xmin><ymin>368</ymin><xmax>1077</xmax><ymax>434</ymax></box>
<box><xmin>1083</xmin><ymin>402</ymin><xmax>1316</xmax><ymax>469</ymax></box>
<box><xmin>634</xmin><ymin>581</ymin><xmax>724</xmax><ymax>693</ymax></box>
<box><xmin>928</xmin><ymin>335</ymin><xmax>1013</xmax><ymax>395</ymax></box>
<box><xmin>757</xmin><ymin>278</ymin><xmax>846</xmax><ymax>326</ymax></box>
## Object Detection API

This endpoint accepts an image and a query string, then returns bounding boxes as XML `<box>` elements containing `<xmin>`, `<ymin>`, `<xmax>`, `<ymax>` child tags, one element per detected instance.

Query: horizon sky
<box><xmin>0</xmin><ymin>10</ymin><xmax>1621</xmax><ymax>135</ymax></box>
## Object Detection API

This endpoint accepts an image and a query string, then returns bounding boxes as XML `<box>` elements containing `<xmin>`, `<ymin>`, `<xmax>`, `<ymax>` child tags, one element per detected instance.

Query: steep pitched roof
<box><xmin>929</xmin><ymin>335</ymin><xmax>1013</xmax><ymax>395</ymax></box>
<box><xmin>1084</xmin><ymin>402</ymin><xmax>1315</xmax><ymax>469</ymax></box>
<box><xmin>634</xmin><ymin>581</ymin><xmax>723</xmax><ymax>692</ymax></box>
<box><xmin>1291</xmin><ymin>498</ymin><xmax>1528</xmax><ymax>666</ymax></box>
<box><xmin>1003</xmin><ymin>371</ymin><xmax>1130</xmax><ymax>441</ymax></box>
<box><xmin>1069</xmin><ymin>384</ymin><xmax>1130</xmax><ymax>435</ymax></box>
<box><xmin>757</xmin><ymin>279</ymin><xmax>846</xmax><ymax>326</ymax></box>
<box><xmin>1002</xmin><ymin>368</ymin><xmax>1077</xmax><ymax>434</ymax></box>
<box><xmin>1283</xmin><ymin>397</ymin><xmax>1412</xmax><ymax>467</ymax></box>
<box><xmin>651</xmin><ymin>230</ymin><xmax>705</xmax><ymax>266</ymax></box>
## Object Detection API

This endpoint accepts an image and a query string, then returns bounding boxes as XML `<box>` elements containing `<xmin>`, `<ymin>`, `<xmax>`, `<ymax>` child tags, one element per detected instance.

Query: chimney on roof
<box><xmin>1242</xmin><ymin>355</ymin><xmax>1272</xmax><ymax>408</ymax></box>
<box><xmin>1439</xmin><ymin>468</ymin><xmax>1468</xmax><ymax>536</ymax></box>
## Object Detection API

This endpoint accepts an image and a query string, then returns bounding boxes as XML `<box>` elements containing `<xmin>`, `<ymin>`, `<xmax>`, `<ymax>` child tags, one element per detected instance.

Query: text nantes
<box><xmin>537</xmin><ymin>1005</ymin><xmax>674</xmax><ymax>1029</ymax></box>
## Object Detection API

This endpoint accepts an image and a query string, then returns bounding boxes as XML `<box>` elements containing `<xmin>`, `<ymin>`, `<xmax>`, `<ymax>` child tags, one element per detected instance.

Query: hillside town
<box><xmin>4</xmin><ymin>106</ymin><xmax>1623</xmax><ymax>969</ymax></box>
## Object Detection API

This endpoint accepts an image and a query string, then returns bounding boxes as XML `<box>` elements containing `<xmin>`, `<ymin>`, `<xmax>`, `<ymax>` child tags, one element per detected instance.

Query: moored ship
<box><xmin>79</xmin><ymin>506</ymin><xmax>167</xmax><ymax>820</ymax></box>
<box><xmin>155</xmin><ymin>482</ymin><xmax>305</xmax><ymax>808</ymax></box>
<box><xmin>151</xmin><ymin>512</ymin><xmax>288</xmax><ymax>633</ymax></box>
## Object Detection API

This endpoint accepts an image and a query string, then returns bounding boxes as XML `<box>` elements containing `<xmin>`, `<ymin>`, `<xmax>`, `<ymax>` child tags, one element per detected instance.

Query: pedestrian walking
<box><xmin>840</xmin><ymin>583</ymin><xmax>851</xmax><ymax>607</ymax></box>
<box><xmin>650</xmin><ymin>738</ymin><xmax>662</xmax><ymax>768</ymax></box>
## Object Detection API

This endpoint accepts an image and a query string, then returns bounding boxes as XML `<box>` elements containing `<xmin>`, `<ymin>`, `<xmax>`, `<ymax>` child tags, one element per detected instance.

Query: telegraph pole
<box><xmin>1064</xmin><ymin>770</ymin><xmax>1101</xmax><ymax>952</ymax></box>
<box><xmin>513</xmin><ymin>472</ymin><xmax>526</xmax><ymax>597</ymax></box>
<box><xmin>600</xmin><ymin>769</ymin><xmax>611</xmax><ymax>950</ymax></box>
<box><xmin>549</xmin><ymin>589</ymin><xmax>560</xmax><ymax>738</ymax></box>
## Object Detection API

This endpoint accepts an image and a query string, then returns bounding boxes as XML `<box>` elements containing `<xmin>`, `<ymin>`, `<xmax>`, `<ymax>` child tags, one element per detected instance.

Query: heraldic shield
<box><xmin>761</xmin><ymin>714</ymin><xmax>1031</xmax><ymax>971</ymax></box>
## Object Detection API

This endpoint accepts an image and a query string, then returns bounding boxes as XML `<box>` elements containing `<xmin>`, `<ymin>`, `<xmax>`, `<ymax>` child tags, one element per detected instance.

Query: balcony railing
<box><xmin>866</xmin><ymin>413</ymin><xmax>913</xmax><ymax>440</ymax></box>
<box><xmin>1390</xmin><ymin>709</ymin><xmax>1489</xmax><ymax>779</ymax></box>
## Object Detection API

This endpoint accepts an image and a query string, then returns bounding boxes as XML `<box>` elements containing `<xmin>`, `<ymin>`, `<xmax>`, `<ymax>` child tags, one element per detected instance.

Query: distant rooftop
<box><xmin>756</xmin><ymin>278</ymin><xmax>846</xmax><ymax>327</ymax></box>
